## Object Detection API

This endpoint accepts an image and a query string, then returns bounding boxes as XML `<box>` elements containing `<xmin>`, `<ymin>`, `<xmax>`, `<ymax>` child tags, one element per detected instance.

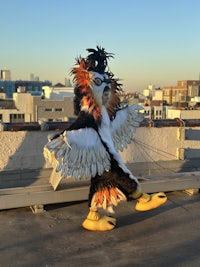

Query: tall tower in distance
<box><xmin>30</xmin><ymin>73</ymin><xmax>34</xmax><ymax>81</ymax></box>
<box><xmin>30</xmin><ymin>73</ymin><xmax>40</xmax><ymax>81</ymax></box>
<box><xmin>1</xmin><ymin>70</ymin><xmax>11</xmax><ymax>80</ymax></box>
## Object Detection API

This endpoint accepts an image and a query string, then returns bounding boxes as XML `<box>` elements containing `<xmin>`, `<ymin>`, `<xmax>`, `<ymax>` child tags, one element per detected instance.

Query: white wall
<box><xmin>1</xmin><ymin>126</ymin><xmax>200</xmax><ymax>171</ymax></box>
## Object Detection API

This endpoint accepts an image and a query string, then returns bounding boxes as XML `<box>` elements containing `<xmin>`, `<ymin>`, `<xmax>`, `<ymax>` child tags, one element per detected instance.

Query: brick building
<box><xmin>163</xmin><ymin>80</ymin><xmax>200</xmax><ymax>106</ymax></box>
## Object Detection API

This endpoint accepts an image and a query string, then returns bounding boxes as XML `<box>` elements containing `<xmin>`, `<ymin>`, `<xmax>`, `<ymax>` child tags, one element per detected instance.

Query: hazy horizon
<box><xmin>1</xmin><ymin>0</ymin><xmax>200</xmax><ymax>91</ymax></box>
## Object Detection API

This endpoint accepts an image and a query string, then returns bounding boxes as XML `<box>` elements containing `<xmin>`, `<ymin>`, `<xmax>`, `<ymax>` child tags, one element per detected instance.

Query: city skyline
<box><xmin>1</xmin><ymin>0</ymin><xmax>200</xmax><ymax>91</ymax></box>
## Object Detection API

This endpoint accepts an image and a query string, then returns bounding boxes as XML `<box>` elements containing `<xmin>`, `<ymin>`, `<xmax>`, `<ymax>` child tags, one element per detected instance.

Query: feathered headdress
<box><xmin>71</xmin><ymin>46</ymin><xmax>124</xmax><ymax>122</ymax></box>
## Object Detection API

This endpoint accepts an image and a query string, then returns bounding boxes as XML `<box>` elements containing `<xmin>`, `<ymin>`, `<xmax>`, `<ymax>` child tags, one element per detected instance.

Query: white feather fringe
<box><xmin>44</xmin><ymin>128</ymin><xmax>111</xmax><ymax>181</ymax></box>
<box><xmin>111</xmin><ymin>105</ymin><xmax>144</xmax><ymax>152</ymax></box>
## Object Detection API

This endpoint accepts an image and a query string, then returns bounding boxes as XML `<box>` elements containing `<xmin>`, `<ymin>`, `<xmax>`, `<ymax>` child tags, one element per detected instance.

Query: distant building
<box><xmin>30</xmin><ymin>73</ymin><xmax>40</xmax><ymax>81</ymax></box>
<box><xmin>0</xmin><ymin>87</ymin><xmax>6</xmax><ymax>99</ymax></box>
<box><xmin>163</xmin><ymin>80</ymin><xmax>200</xmax><ymax>106</ymax></box>
<box><xmin>30</xmin><ymin>73</ymin><xmax>34</xmax><ymax>81</ymax></box>
<box><xmin>32</xmin><ymin>95</ymin><xmax>75</xmax><ymax>122</ymax></box>
<box><xmin>142</xmin><ymin>106</ymin><xmax>152</xmax><ymax>119</ymax></box>
<box><xmin>142</xmin><ymin>105</ymin><xmax>166</xmax><ymax>120</ymax></box>
<box><xmin>42</xmin><ymin>83</ymin><xmax>74</xmax><ymax>100</ymax></box>
<box><xmin>65</xmin><ymin>78</ymin><xmax>72</xmax><ymax>87</ymax></box>
<box><xmin>143</xmin><ymin>89</ymin><xmax>150</xmax><ymax>98</ymax></box>
<box><xmin>0</xmin><ymin>81</ymin><xmax>15</xmax><ymax>98</ymax></box>
<box><xmin>0</xmin><ymin>80</ymin><xmax>52</xmax><ymax>98</ymax></box>
<box><xmin>142</xmin><ymin>85</ymin><xmax>163</xmax><ymax>110</ymax></box>
<box><xmin>0</xmin><ymin>91</ymin><xmax>76</xmax><ymax>123</ymax></box>
<box><xmin>189</xmin><ymin>96</ymin><xmax>200</xmax><ymax>108</ymax></box>
<box><xmin>1</xmin><ymin>70</ymin><xmax>11</xmax><ymax>81</ymax></box>
<box><xmin>166</xmin><ymin>107</ymin><xmax>200</xmax><ymax>119</ymax></box>
<box><xmin>154</xmin><ymin>106</ymin><xmax>165</xmax><ymax>119</ymax></box>
<box><xmin>15</xmin><ymin>80</ymin><xmax>51</xmax><ymax>96</ymax></box>
<box><xmin>152</xmin><ymin>88</ymin><xmax>163</xmax><ymax>101</ymax></box>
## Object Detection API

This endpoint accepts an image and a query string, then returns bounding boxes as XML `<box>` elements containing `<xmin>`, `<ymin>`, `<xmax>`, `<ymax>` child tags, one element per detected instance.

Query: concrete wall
<box><xmin>0</xmin><ymin>131</ymin><xmax>50</xmax><ymax>171</ymax></box>
<box><xmin>1</xmin><ymin>126</ymin><xmax>200</xmax><ymax>172</ymax></box>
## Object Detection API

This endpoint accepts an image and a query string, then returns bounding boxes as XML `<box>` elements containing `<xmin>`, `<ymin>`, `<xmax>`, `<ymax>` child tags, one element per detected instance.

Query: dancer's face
<box><xmin>102</xmin><ymin>90</ymin><xmax>111</xmax><ymax>105</ymax></box>
<box><xmin>90</xmin><ymin>72</ymin><xmax>111</xmax><ymax>104</ymax></box>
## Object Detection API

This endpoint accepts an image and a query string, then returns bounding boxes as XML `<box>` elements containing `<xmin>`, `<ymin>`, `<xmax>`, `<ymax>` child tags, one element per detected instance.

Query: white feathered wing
<box><xmin>110</xmin><ymin>104</ymin><xmax>144</xmax><ymax>152</ymax></box>
<box><xmin>44</xmin><ymin>127</ymin><xmax>111</xmax><ymax>181</ymax></box>
<box><xmin>43</xmin><ymin>104</ymin><xmax>143</xmax><ymax>184</ymax></box>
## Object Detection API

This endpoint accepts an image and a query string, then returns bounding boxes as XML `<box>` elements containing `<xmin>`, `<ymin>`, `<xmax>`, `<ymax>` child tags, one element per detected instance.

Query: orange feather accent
<box><xmin>71</xmin><ymin>58</ymin><xmax>102</xmax><ymax>122</ymax></box>
<box><xmin>103</xmin><ymin>187</ymin><xmax>110</xmax><ymax>203</ymax></box>
<box><xmin>109</xmin><ymin>187</ymin><xmax>118</xmax><ymax>200</ymax></box>
<box><xmin>97</xmin><ymin>190</ymin><xmax>104</xmax><ymax>205</ymax></box>
<box><xmin>91</xmin><ymin>187</ymin><xmax>127</xmax><ymax>210</ymax></box>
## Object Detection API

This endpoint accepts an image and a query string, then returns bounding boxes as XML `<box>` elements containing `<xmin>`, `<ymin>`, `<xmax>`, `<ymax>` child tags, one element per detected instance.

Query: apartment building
<box><xmin>0</xmin><ymin>80</ymin><xmax>52</xmax><ymax>98</ymax></box>
<box><xmin>1</xmin><ymin>70</ymin><xmax>11</xmax><ymax>80</ymax></box>
<box><xmin>163</xmin><ymin>80</ymin><xmax>200</xmax><ymax>105</ymax></box>
<box><xmin>0</xmin><ymin>91</ymin><xmax>75</xmax><ymax>123</ymax></box>
<box><xmin>166</xmin><ymin>108</ymin><xmax>200</xmax><ymax>119</ymax></box>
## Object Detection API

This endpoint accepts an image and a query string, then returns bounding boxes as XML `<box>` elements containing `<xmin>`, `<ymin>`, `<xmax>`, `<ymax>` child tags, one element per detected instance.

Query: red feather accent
<box><xmin>71</xmin><ymin>59</ymin><xmax>102</xmax><ymax>121</ymax></box>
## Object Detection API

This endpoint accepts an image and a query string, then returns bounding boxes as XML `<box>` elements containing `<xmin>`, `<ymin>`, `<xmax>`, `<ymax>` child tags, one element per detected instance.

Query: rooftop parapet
<box><xmin>1</xmin><ymin>118</ymin><xmax>200</xmax><ymax>132</ymax></box>
<box><xmin>0</xmin><ymin>121</ymin><xmax>200</xmax><ymax>211</ymax></box>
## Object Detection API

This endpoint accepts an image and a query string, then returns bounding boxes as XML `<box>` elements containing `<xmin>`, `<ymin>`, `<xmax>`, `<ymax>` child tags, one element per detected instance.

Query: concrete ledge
<box><xmin>0</xmin><ymin>184</ymin><xmax>89</xmax><ymax>210</ymax></box>
<box><xmin>140</xmin><ymin>171</ymin><xmax>200</xmax><ymax>193</ymax></box>
<box><xmin>0</xmin><ymin>171</ymin><xmax>200</xmax><ymax>211</ymax></box>
<box><xmin>1</xmin><ymin>157</ymin><xmax>200</xmax><ymax>186</ymax></box>
<box><xmin>1</xmin><ymin>119</ymin><xmax>200</xmax><ymax>131</ymax></box>
<box><xmin>1</xmin><ymin>158</ymin><xmax>200</xmax><ymax>189</ymax></box>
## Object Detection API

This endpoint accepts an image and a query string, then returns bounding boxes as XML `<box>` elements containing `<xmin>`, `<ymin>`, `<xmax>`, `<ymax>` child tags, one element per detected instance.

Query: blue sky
<box><xmin>1</xmin><ymin>0</ymin><xmax>200</xmax><ymax>91</ymax></box>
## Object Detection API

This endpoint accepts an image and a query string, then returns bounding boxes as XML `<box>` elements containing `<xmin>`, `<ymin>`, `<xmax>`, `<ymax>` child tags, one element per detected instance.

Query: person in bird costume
<box><xmin>43</xmin><ymin>46</ymin><xmax>167</xmax><ymax>231</ymax></box>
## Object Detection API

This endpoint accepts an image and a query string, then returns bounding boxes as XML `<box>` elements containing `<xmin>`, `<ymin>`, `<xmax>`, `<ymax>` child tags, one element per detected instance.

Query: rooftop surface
<box><xmin>1</xmin><ymin>122</ymin><xmax>200</xmax><ymax>266</ymax></box>
<box><xmin>0</xmin><ymin>190</ymin><xmax>200</xmax><ymax>267</ymax></box>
